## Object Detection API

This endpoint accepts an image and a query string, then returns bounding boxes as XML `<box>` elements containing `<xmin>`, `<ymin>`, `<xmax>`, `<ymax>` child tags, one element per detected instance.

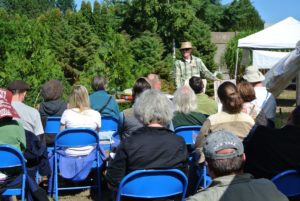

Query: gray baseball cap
<box><xmin>204</xmin><ymin>131</ymin><xmax>244</xmax><ymax>160</ymax></box>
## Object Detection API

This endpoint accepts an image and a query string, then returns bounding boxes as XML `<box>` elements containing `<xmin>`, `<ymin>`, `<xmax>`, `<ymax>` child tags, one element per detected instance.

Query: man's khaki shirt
<box><xmin>174</xmin><ymin>55</ymin><xmax>216</xmax><ymax>88</ymax></box>
<box><xmin>186</xmin><ymin>173</ymin><xmax>288</xmax><ymax>201</ymax></box>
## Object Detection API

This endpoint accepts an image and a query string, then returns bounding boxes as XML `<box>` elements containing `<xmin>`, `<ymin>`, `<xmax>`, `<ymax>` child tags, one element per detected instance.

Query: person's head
<box><xmin>173</xmin><ymin>85</ymin><xmax>197</xmax><ymax>114</ymax></box>
<box><xmin>7</xmin><ymin>80</ymin><xmax>31</xmax><ymax>102</ymax></box>
<box><xmin>91</xmin><ymin>76</ymin><xmax>107</xmax><ymax>91</ymax></box>
<box><xmin>132</xmin><ymin>77</ymin><xmax>151</xmax><ymax>103</ymax></box>
<box><xmin>204</xmin><ymin>131</ymin><xmax>245</xmax><ymax>178</ymax></box>
<box><xmin>189</xmin><ymin>76</ymin><xmax>204</xmax><ymax>94</ymax></box>
<box><xmin>0</xmin><ymin>89</ymin><xmax>19</xmax><ymax>121</ymax></box>
<box><xmin>218</xmin><ymin>81</ymin><xmax>243</xmax><ymax>114</ymax></box>
<box><xmin>237</xmin><ymin>81</ymin><xmax>256</xmax><ymax>102</ymax></box>
<box><xmin>287</xmin><ymin>105</ymin><xmax>300</xmax><ymax>126</ymax></box>
<box><xmin>41</xmin><ymin>80</ymin><xmax>63</xmax><ymax>101</ymax></box>
<box><xmin>243</xmin><ymin>66</ymin><xmax>265</xmax><ymax>84</ymax></box>
<box><xmin>68</xmin><ymin>85</ymin><xmax>90</xmax><ymax>111</ymax></box>
<box><xmin>134</xmin><ymin>89</ymin><xmax>173</xmax><ymax>126</ymax></box>
<box><xmin>180</xmin><ymin>41</ymin><xmax>193</xmax><ymax>60</ymax></box>
<box><xmin>147</xmin><ymin>73</ymin><xmax>161</xmax><ymax>90</ymax></box>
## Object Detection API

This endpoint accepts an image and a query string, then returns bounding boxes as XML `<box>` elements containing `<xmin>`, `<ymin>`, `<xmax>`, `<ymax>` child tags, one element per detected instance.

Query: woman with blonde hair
<box><xmin>60</xmin><ymin>85</ymin><xmax>101</xmax><ymax>156</ymax></box>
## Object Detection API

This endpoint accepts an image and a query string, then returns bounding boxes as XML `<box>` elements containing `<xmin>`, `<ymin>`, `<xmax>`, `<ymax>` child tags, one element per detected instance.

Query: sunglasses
<box><xmin>181</xmin><ymin>48</ymin><xmax>192</xmax><ymax>52</ymax></box>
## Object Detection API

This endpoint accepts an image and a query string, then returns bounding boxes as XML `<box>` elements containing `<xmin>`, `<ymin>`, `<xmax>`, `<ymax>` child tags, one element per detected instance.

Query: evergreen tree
<box><xmin>56</xmin><ymin>0</ymin><xmax>76</xmax><ymax>14</ymax></box>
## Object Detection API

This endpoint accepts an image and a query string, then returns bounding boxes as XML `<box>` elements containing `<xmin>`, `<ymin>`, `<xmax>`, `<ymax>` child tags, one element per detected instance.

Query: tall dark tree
<box><xmin>1</xmin><ymin>0</ymin><xmax>55</xmax><ymax>17</ymax></box>
<box><xmin>221</xmin><ymin>0</ymin><xmax>264</xmax><ymax>31</ymax></box>
<box><xmin>56</xmin><ymin>0</ymin><xmax>76</xmax><ymax>14</ymax></box>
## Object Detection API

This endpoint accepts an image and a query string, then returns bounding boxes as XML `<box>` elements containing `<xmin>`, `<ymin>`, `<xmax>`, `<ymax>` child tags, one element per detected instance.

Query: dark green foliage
<box><xmin>0</xmin><ymin>0</ymin><xmax>56</xmax><ymax>17</ymax></box>
<box><xmin>0</xmin><ymin>0</ymin><xmax>264</xmax><ymax>100</ymax></box>
<box><xmin>224</xmin><ymin>30</ymin><xmax>257</xmax><ymax>79</ymax></box>
<box><xmin>56</xmin><ymin>0</ymin><xmax>75</xmax><ymax>14</ymax></box>
<box><xmin>0</xmin><ymin>10</ymin><xmax>66</xmax><ymax>106</ymax></box>
<box><xmin>221</xmin><ymin>0</ymin><xmax>264</xmax><ymax>31</ymax></box>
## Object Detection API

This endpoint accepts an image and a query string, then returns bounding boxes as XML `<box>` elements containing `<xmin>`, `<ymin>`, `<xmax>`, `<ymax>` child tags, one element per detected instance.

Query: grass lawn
<box><xmin>275</xmin><ymin>89</ymin><xmax>296</xmax><ymax>127</ymax></box>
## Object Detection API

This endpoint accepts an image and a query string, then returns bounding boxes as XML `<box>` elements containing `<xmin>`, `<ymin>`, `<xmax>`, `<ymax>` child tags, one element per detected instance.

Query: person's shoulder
<box><xmin>186</xmin><ymin>186</ymin><xmax>218</xmax><ymax>201</ymax></box>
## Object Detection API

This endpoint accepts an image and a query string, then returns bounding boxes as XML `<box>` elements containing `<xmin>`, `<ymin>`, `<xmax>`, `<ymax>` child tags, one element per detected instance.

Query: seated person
<box><xmin>38</xmin><ymin>80</ymin><xmax>67</xmax><ymax>145</ymax></box>
<box><xmin>106</xmin><ymin>90</ymin><xmax>188</xmax><ymax>189</ymax></box>
<box><xmin>187</xmin><ymin>131</ymin><xmax>288</xmax><ymax>201</ymax></box>
<box><xmin>244</xmin><ymin>105</ymin><xmax>300</xmax><ymax>179</ymax></box>
<box><xmin>0</xmin><ymin>89</ymin><xmax>26</xmax><ymax>152</ymax></box>
<box><xmin>172</xmin><ymin>85</ymin><xmax>206</xmax><ymax>128</ymax></box>
<box><xmin>0</xmin><ymin>89</ymin><xmax>26</xmax><ymax>181</ymax></box>
<box><xmin>60</xmin><ymin>85</ymin><xmax>100</xmax><ymax>156</ymax></box>
<box><xmin>189</xmin><ymin>76</ymin><xmax>217</xmax><ymax>116</ymax></box>
<box><xmin>119</xmin><ymin>77</ymin><xmax>151</xmax><ymax>140</ymax></box>
<box><xmin>237</xmin><ymin>81</ymin><xmax>268</xmax><ymax>126</ymax></box>
<box><xmin>197</xmin><ymin>81</ymin><xmax>254</xmax><ymax>140</ymax></box>
<box><xmin>38</xmin><ymin>80</ymin><xmax>67</xmax><ymax>127</ymax></box>
<box><xmin>89</xmin><ymin>76</ymin><xmax>120</xmax><ymax>120</ymax></box>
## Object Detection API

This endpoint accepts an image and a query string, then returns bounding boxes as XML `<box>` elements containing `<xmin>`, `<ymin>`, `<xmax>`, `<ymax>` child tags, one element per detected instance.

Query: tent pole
<box><xmin>234</xmin><ymin>48</ymin><xmax>239</xmax><ymax>80</ymax></box>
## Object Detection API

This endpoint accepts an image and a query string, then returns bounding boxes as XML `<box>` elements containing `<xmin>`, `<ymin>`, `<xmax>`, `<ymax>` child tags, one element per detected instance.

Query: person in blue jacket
<box><xmin>89</xmin><ymin>76</ymin><xmax>120</xmax><ymax>120</ymax></box>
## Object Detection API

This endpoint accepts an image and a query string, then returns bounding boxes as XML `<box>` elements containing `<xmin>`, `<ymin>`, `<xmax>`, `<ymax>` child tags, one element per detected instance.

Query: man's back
<box><xmin>12</xmin><ymin>101</ymin><xmax>44</xmax><ymax>136</ymax></box>
<box><xmin>244</xmin><ymin>125</ymin><xmax>300</xmax><ymax>179</ymax></box>
<box><xmin>186</xmin><ymin>173</ymin><xmax>288</xmax><ymax>201</ymax></box>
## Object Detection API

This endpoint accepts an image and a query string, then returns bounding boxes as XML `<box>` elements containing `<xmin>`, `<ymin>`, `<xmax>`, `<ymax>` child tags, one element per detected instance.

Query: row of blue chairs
<box><xmin>45</xmin><ymin>116</ymin><xmax>119</xmax><ymax>135</ymax></box>
<box><xmin>1</xmin><ymin>140</ymin><xmax>300</xmax><ymax>200</ymax></box>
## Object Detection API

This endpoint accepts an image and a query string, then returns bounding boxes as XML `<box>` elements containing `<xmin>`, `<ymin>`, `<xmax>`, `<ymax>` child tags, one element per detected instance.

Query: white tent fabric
<box><xmin>238</xmin><ymin>17</ymin><xmax>300</xmax><ymax>49</ymax></box>
<box><xmin>253</xmin><ymin>50</ymin><xmax>290</xmax><ymax>69</ymax></box>
<box><xmin>264</xmin><ymin>43</ymin><xmax>300</xmax><ymax>97</ymax></box>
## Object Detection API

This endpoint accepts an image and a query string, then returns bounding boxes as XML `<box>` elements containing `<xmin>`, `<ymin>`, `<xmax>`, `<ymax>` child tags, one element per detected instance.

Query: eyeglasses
<box><xmin>181</xmin><ymin>48</ymin><xmax>192</xmax><ymax>52</ymax></box>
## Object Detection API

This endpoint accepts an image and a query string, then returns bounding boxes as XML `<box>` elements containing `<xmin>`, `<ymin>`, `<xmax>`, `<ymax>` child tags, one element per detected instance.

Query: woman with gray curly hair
<box><xmin>106</xmin><ymin>89</ymin><xmax>188</xmax><ymax>189</ymax></box>
<box><xmin>172</xmin><ymin>85</ymin><xmax>207</xmax><ymax>128</ymax></box>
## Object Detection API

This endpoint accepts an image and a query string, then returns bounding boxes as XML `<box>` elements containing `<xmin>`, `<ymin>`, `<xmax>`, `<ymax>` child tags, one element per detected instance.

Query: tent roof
<box><xmin>238</xmin><ymin>17</ymin><xmax>300</xmax><ymax>49</ymax></box>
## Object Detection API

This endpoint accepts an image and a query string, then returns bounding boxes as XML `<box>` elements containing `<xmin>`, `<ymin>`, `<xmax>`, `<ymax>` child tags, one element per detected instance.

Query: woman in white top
<box><xmin>60</xmin><ymin>85</ymin><xmax>101</xmax><ymax>156</ymax></box>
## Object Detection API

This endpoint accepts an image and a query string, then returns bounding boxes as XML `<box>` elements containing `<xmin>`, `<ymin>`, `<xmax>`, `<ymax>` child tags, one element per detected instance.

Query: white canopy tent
<box><xmin>235</xmin><ymin>17</ymin><xmax>300</xmax><ymax>79</ymax></box>
<box><xmin>238</xmin><ymin>17</ymin><xmax>300</xmax><ymax>49</ymax></box>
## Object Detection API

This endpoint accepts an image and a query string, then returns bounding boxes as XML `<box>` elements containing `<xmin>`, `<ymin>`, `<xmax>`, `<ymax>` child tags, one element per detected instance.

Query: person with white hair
<box><xmin>172</xmin><ymin>85</ymin><xmax>207</xmax><ymax>129</ymax></box>
<box><xmin>106</xmin><ymin>89</ymin><xmax>188</xmax><ymax>189</ymax></box>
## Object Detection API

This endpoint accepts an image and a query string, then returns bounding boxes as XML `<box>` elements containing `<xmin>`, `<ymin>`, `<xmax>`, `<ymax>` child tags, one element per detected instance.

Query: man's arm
<box><xmin>174</xmin><ymin>60</ymin><xmax>182</xmax><ymax>88</ymax></box>
<box><xmin>197</xmin><ymin>58</ymin><xmax>218</xmax><ymax>81</ymax></box>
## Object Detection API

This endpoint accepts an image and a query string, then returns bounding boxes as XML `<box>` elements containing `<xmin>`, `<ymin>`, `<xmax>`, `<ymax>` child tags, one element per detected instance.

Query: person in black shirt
<box><xmin>106</xmin><ymin>89</ymin><xmax>188</xmax><ymax>189</ymax></box>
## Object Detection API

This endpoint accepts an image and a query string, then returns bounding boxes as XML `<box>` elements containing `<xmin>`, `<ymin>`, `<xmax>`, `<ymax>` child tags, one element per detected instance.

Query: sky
<box><xmin>75</xmin><ymin>0</ymin><xmax>300</xmax><ymax>25</ymax></box>
<box><xmin>221</xmin><ymin>0</ymin><xmax>300</xmax><ymax>24</ymax></box>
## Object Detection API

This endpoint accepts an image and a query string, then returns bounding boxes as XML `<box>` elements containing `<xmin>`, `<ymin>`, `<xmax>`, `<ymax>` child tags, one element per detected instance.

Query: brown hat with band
<box><xmin>180</xmin><ymin>41</ymin><xmax>193</xmax><ymax>50</ymax></box>
<box><xmin>0</xmin><ymin>89</ymin><xmax>19</xmax><ymax>119</ymax></box>
<box><xmin>7</xmin><ymin>80</ymin><xmax>30</xmax><ymax>92</ymax></box>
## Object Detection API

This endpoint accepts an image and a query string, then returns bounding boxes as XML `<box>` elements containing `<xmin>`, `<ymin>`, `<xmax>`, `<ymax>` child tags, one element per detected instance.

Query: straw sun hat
<box><xmin>243</xmin><ymin>66</ymin><xmax>265</xmax><ymax>83</ymax></box>
<box><xmin>179</xmin><ymin>42</ymin><xmax>193</xmax><ymax>50</ymax></box>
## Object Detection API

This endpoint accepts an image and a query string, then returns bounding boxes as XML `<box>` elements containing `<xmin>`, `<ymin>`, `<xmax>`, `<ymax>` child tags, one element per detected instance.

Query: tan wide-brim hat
<box><xmin>180</xmin><ymin>42</ymin><xmax>193</xmax><ymax>50</ymax></box>
<box><xmin>243</xmin><ymin>65</ymin><xmax>265</xmax><ymax>83</ymax></box>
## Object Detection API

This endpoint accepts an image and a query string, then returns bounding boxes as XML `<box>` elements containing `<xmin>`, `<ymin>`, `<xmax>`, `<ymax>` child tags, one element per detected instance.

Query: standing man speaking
<box><xmin>174</xmin><ymin>41</ymin><xmax>218</xmax><ymax>88</ymax></box>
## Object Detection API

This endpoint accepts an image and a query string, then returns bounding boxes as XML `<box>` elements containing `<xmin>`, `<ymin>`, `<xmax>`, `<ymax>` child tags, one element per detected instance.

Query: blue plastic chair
<box><xmin>116</xmin><ymin>169</ymin><xmax>188</xmax><ymax>201</ymax></box>
<box><xmin>45</xmin><ymin>116</ymin><xmax>61</xmax><ymax>134</ymax></box>
<box><xmin>101</xmin><ymin>116</ymin><xmax>118</xmax><ymax>131</ymax></box>
<box><xmin>53</xmin><ymin>128</ymin><xmax>103</xmax><ymax>200</ymax></box>
<box><xmin>0</xmin><ymin>145</ymin><xmax>26</xmax><ymax>201</ymax></box>
<box><xmin>196</xmin><ymin>164</ymin><xmax>212</xmax><ymax>191</ymax></box>
<box><xmin>174</xmin><ymin>125</ymin><xmax>202</xmax><ymax>145</ymax></box>
<box><xmin>271</xmin><ymin>170</ymin><xmax>300</xmax><ymax>197</ymax></box>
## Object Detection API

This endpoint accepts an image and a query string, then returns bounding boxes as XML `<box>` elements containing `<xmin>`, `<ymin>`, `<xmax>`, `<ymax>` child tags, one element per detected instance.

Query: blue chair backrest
<box><xmin>101</xmin><ymin>116</ymin><xmax>118</xmax><ymax>131</ymax></box>
<box><xmin>116</xmin><ymin>169</ymin><xmax>188</xmax><ymax>201</ymax></box>
<box><xmin>0</xmin><ymin>145</ymin><xmax>26</xmax><ymax>200</ymax></box>
<box><xmin>174</xmin><ymin>125</ymin><xmax>202</xmax><ymax>145</ymax></box>
<box><xmin>0</xmin><ymin>145</ymin><xmax>26</xmax><ymax>169</ymax></box>
<box><xmin>55</xmin><ymin>128</ymin><xmax>99</xmax><ymax>148</ymax></box>
<box><xmin>271</xmin><ymin>170</ymin><xmax>300</xmax><ymax>197</ymax></box>
<box><xmin>45</xmin><ymin>116</ymin><xmax>61</xmax><ymax>134</ymax></box>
